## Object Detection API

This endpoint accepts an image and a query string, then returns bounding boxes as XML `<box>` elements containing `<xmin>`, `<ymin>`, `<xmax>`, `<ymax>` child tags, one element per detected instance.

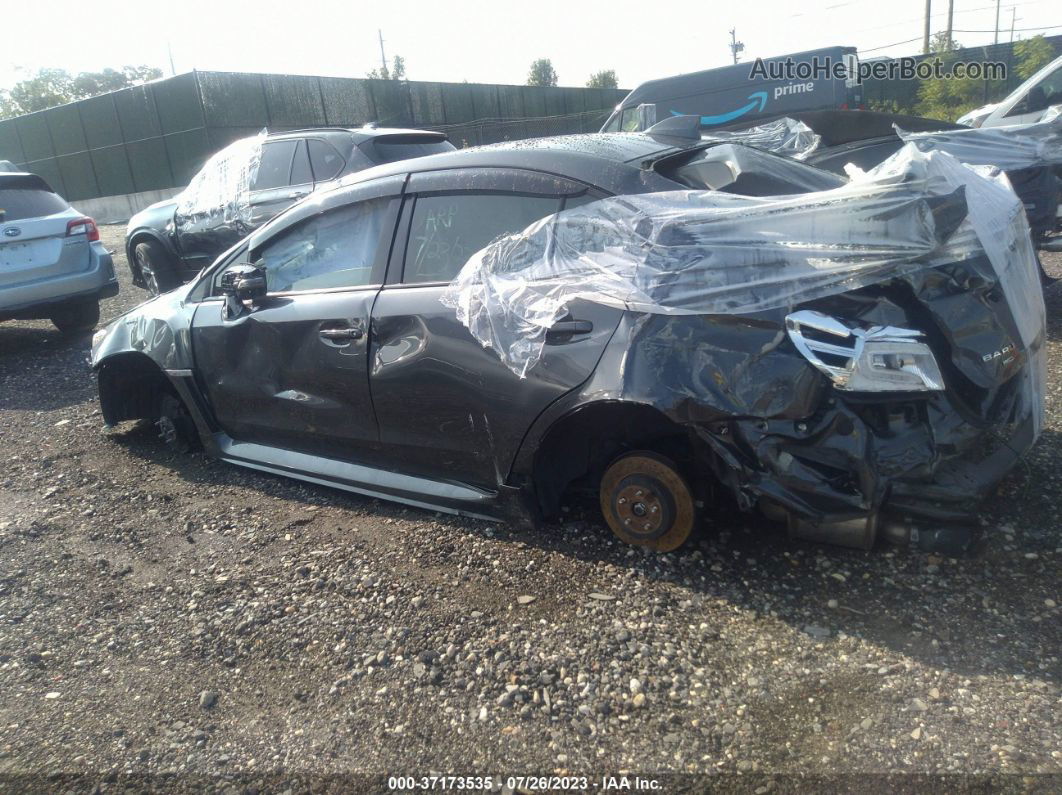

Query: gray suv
<box><xmin>0</xmin><ymin>173</ymin><xmax>117</xmax><ymax>333</ymax></box>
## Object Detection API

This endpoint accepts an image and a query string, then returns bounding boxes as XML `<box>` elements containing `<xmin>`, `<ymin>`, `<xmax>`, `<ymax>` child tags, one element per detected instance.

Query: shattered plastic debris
<box><xmin>894</xmin><ymin>113</ymin><xmax>1062</xmax><ymax>171</ymax></box>
<box><xmin>175</xmin><ymin>132</ymin><xmax>266</xmax><ymax>223</ymax></box>
<box><xmin>703</xmin><ymin>117</ymin><xmax>822</xmax><ymax>160</ymax></box>
<box><xmin>442</xmin><ymin>142</ymin><xmax>1046</xmax><ymax>429</ymax></box>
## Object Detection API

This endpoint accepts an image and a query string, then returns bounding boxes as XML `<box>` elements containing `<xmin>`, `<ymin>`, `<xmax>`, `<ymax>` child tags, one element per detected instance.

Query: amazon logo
<box><xmin>670</xmin><ymin>91</ymin><xmax>768</xmax><ymax>126</ymax></box>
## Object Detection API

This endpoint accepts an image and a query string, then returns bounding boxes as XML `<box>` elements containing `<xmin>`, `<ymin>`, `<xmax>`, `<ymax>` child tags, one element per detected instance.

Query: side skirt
<box><xmin>216</xmin><ymin>435</ymin><xmax>504</xmax><ymax>522</ymax></box>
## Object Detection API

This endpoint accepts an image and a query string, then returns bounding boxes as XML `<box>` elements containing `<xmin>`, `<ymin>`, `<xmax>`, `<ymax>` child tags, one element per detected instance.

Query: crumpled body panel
<box><xmin>90</xmin><ymin>287</ymin><xmax>195</xmax><ymax>372</ymax></box>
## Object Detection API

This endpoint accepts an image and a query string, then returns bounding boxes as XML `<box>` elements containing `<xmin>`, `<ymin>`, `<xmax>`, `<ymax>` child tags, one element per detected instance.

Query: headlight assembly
<box><xmin>786</xmin><ymin>309</ymin><xmax>944</xmax><ymax>392</ymax></box>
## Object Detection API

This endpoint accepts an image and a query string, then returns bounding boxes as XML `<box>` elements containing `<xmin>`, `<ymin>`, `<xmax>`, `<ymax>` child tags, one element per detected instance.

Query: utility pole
<box><xmin>923</xmin><ymin>0</ymin><xmax>932</xmax><ymax>54</ymax></box>
<box><xmin>167</xmin><ymin>41</ymin><xmax>177</xmax><ymax>77</ymax></box>
<box><xmin>377</xmin><ymin>29</ymin><xmax>389</xmax><ymax>78</ymax></box>
<box><xmin>1010</xmin><ymin>8</ymin><xmax>1017</xmax><ymax>43</ymax></box>
<box><xmin>729</xmin><ymin>29</ymin><xmax>745</xmax><ymax>65</ymax></box>
<box><xmin>993</xmin><ymin>0</ymin><xmax>1001</xmax><ymax>45</ymax></box>
<box><xmin>945</xmin><ymin>0</ymin><xmax>954</xmax><ymax>49</ymax></box>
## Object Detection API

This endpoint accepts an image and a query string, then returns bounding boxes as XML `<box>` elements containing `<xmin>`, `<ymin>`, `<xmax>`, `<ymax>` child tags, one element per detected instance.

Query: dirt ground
<box><xmin>0</xmin><ymin>224</ymin><xmax>1059</xmax><ymax>793</ymax></box>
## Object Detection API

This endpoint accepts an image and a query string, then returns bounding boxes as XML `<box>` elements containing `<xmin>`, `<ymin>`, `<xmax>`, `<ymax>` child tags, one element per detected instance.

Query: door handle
<box><xmin>319</xmin><ymin>326</ymin><xmax>364</xmax><ymax>341</ymax></box>
<box><xmin>545</xmin><ymin>319</ymin><xmax>593</xmax><ymax>343</ymax></box>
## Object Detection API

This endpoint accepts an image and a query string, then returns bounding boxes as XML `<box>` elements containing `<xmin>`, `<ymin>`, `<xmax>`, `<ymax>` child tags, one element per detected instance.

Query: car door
<box><xmin>369</xmin><ymin>169</ymin><xmax>624</xmax><ymax>489</ymax></box>
<box><xmin>190</xmin><ymin>176</ymin><xmax>403</xmax><ymax>460</ymax></box>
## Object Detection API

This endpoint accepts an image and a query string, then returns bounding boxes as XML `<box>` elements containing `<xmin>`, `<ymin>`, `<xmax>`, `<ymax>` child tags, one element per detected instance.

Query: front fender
<box><xmin>91</xmin><ymin>285</ymin><xmax>197</xmax><ymax>373</ymax></box>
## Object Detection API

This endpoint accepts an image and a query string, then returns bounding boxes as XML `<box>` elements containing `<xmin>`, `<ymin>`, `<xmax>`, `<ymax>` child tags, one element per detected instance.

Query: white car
<box><xmin>960</xmin><ymin>55</ymin><xmax>1062</xmax><ymax>128</ymax></box>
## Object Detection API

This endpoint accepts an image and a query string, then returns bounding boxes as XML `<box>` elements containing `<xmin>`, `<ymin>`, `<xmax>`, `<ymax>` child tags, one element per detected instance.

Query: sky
<box><xmin>2</xmin><ymin>0</ymin><xmax>1060</xmax><ymax>92</ymax></box>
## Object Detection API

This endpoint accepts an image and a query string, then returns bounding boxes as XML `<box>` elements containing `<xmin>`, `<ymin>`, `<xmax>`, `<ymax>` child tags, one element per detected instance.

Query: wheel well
<box><xmin>530</xmin><ymin>402</ymin><xmax>698</xmax><ymax>519</ymax></box>
<box><xmin>126</xmin><ymin>232</ymin><xmax>169</xmax><ymax>283</ymax></box>
<box><xmin>96</xmin><ymin>353</ymin><xmax>173</xmax><ymax>426</ymax></box>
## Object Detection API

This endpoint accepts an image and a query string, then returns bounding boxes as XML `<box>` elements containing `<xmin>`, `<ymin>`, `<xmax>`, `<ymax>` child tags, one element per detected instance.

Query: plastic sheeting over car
<box><xmin>702</xmin><ymin>117</ymin><xmax>822</xmax><ymax>160</ymax></box>
<box><xmin>174</xmin><ymin>133</ymin><xmax>265</xmax><ymax>222</ymax></box>
<box><xmin>894</xmin><ymin>113</ymin><xmax>1062</xmax><ymax>171</ymax></box>
<box><xmin>441</xmin><ymin>142</ymin><xmax>1047</xmax><ymax>428</ymax></box>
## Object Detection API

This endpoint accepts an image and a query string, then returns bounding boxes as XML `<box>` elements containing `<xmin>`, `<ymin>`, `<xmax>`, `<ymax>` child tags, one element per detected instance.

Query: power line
<box><xmin>953</xmin><ymin>23</ymin><xmax>1062</xmax><ymax>33</ymax></box>
<box><xmin>859</xmin><ymin>36</ymin><xmax>925</xmax><ymax>54</ymax></box>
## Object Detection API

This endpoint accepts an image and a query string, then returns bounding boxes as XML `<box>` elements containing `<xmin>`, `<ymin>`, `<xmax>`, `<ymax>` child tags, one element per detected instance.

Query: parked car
<box><xmin>92</xmin><ymin>132</ymin><xmax>1043</xmax><ymax>553</ymax></box>
<box><xmin>125</xmin><ymin>127</ymin><xmax>455</xmax><ymax>295</ymax></box>
<box><xmin>1</xmin><ymin>172</ymin><xmax>116</xmax><ymax>334</ymax></box>
<box><xmin>959</xmin><ymin>54</ymin><xmax>1062</xmax><ymax>128</ymax></box>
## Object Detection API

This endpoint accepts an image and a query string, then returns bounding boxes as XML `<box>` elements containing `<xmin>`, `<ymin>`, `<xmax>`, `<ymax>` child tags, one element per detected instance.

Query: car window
<box><xmin>0</xmin><ymin>188</ymin><xmax>69</xmax><ymax>221</ymax></box>
<box><xmin>1006</xmin><ymin>65</ymin><xmax>1062</xmax><ymax>117</ymax></box>
<box><xmin>289</xmin><ymin>140</ymin><xmax>312</xmax><ymax>186</ymax></box>
<box><xmin>252</xmin><ymin>140</ymin><xmax>297</xmax><ymax>190</ymax></box>
<box><xmin>370</xmin><ymin>139</ymin><xmax>455</xmax><ymax>164</ymax></box>
<box><xmin>255</xmin><ymin>197</ymin><xmax>389</xmax><ymax>293</ymax></box>
<box><xmin>308</xmin><ymin>139</ymin><xmax>345</xmax><ymax>182</ymax></box>
<box><xmin>403</xmin><ymin>193</ymin><xmax>561</xmax><ymax>284</ymax></box>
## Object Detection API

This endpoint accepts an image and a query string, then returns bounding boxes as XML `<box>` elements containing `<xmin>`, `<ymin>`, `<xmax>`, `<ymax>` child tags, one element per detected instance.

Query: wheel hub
<box><xmin>613</xmin><ymin>479</ymin><xmax>670</xmax><ymax>540</ymax></box>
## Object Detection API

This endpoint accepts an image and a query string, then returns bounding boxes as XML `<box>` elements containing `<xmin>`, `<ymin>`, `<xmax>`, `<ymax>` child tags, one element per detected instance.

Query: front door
<box><xmin>369</xmin><ymin>169</ymin><xmax>623</xmax><ymax>489</ymax></box>
<box><xmin>190</xmin><ymin>181</ymin><xmax>400</xmax><ymax>460</ymax></box>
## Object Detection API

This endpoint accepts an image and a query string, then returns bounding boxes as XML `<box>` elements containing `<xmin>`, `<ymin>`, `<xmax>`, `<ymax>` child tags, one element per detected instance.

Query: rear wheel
<box><xmin>599</xmin><ymin>451</ymin><xmax>696</xmax><ymax>553</ymax></box>
<box><xmin>134</xmin><ymin>239</ymin><xmax>180</xmax><ymax>296</ymax></box>
<box><xmin>50</xmin><ymin>299</ymin><xmax>100</xmax><ymax>335</ymax></box>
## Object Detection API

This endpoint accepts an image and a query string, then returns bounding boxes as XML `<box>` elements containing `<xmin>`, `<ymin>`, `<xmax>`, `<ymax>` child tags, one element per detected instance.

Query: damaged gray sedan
<box><xmin>90</xmin><ymin>131</ymin><xmax>1046</xmax><ymax>553</ymax></box>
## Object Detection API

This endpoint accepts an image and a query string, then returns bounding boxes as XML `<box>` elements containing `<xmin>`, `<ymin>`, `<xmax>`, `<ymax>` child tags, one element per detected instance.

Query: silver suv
<box><xmin>0</xmin><ymin>173</ymin><xmax>117</xmax><ymax>334</ymax></box>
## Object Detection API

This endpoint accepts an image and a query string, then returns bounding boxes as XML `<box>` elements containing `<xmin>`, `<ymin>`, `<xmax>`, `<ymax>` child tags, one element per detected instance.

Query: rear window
<box><xmin>369</xmin><ymin>139</ymin><xmax>455</xmax><ymax>164</ymax></box>
<box><xmin>0</xmin><ymin>188</ymin><xmax>69</xmax><ymax>221</ymax></box>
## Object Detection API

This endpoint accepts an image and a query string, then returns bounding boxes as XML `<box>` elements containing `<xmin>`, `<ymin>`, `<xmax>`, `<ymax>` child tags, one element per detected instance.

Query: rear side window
<box><xmin>308</xmin><ymin>139</ymin><xmax>345</xmax><ymax>181</ymax></box>
<box><xmin>252</xmin><ymin>140</ymin><xmax>297</xmax><ymax>190</ymax></box>
<box><xmin>403</xmin><ymin>193</ymin><xmax>561</xmax><ymax>284</ymax></box>
<box><xmin>370</xmin><ymin>139</ymin><xmax>455</xmax><ymax>164</ymax></box>
<box><xmin>0</xmin><ymin>188</ymin><xmax>69</xmax><ymax>221</ymax></box>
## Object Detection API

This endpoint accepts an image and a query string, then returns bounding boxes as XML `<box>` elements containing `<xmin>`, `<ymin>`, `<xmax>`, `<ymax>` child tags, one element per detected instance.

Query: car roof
<box><xmin>266</xmin><ymin>126</ymin><xmax>449</xmax><ymax>145</ymax></box>
<box><xmin>0</xmin><ymin>173</ymin><xmax>55</xmax><ymax>192</ymax></box>
<box><xmin>335</xmin><ymin>132</ymin><xmax>699</xmax><ymax>194</ymax></box>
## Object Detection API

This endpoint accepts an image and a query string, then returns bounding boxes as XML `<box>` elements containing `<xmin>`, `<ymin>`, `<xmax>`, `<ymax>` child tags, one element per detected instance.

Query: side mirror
<box><xmin>220</xmin><ymin>263</ymin><xmax>267</xmax><ymax>303</ymax></box>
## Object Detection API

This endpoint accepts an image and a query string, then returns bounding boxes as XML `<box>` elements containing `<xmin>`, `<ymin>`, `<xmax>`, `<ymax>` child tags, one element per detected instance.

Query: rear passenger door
<box><xmin>369</xmin><ymin>169</ymin><xmax>623</xmax><ymax>490</ymax></box>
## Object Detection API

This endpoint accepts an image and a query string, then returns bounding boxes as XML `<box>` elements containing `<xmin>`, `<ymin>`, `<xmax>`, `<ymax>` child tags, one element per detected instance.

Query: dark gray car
<box><xmin>92</xmin><ymin>133</ymin><xmax>1044</xmax><ymax>554</ymax></box>
<box><xmin>125</xmin><ymin>127</ymin><xmax>454</xmax><ymax>295</ymax></box>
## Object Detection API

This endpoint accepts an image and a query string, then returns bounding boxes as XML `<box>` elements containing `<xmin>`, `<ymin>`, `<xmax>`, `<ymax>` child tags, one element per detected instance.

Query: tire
<box><xmin>134</xmin><ymin>239</ymin><xmax>180</xmax><ymax>297</ymax></box>
<box><xmin>155</xmin><ymin>392</ymin><xmax>198</xmax><ymax>453</ymax></box>
<box><xmin>599</xmin><ymin>451</ymin><xmax>696</xmax><ymax>553</ymax></box>
<box><xmin>50</xmin><ymin>299</ymin><xmax>100</xmax><ymax>335</ymax></box>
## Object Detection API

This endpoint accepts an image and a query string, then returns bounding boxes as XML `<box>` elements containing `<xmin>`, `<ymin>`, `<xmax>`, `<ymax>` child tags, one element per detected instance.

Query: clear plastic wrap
<box><xmin>442</xmin><ymin>143</ymin><xmax>1047</xmax><ymax>405</ymax></box>
<box><xmin>175</xmin><ymin>132</ymin><xmax>265</xmax><ymax>222</ymax></box>
<box><xmin>703</xmin><ymin>117</ymin><xmax>821</xmax><ymax>160</ymax></box>
<box><xmin>895</xmin><ymin>113</ymin><xmax>1062</xmax><ymax>170</ymax></box>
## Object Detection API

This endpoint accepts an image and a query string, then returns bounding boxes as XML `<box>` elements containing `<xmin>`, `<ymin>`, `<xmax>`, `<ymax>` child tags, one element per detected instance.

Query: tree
<box><xmin>367</xmin><ymin>55</ymin><xmax>406</xmax><ymax>81</ymax></box>
<box><xmin>1014</xmin><ymin>35</ymin><xmax>1054</xmax><ymax>80</ymax></box>
<box><xmin>0</xmin><ymin>65</ymin><xmax>163</xmax><ymax>120</ymax></box>
<box><xmin>914</xmin><ymin>33</ymin><xmax>1004</xmax><ymax>121</ymax></box>
<box><xmin>527</xmin><ymin>59</ymin><xmax>558</xmax><ymax>87</ymax></box>
<box><xmin>586</xmin><ymin>70</ymin><xmax>618</xmax><ymax>89</ymax></box>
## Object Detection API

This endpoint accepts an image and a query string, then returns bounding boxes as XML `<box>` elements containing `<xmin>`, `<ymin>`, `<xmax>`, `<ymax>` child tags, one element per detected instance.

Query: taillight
<box><xmin>66</xmin><ymin>217</ymin><xmax>99</xmax><ymax>242</ymax></box>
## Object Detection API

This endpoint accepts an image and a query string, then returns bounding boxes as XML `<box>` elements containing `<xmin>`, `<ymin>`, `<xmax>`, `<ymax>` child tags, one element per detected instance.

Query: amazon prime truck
<box><xmin>601</xmin><ymin>46</ymin><xmax>862</xmax><ymax>132</ymax></box>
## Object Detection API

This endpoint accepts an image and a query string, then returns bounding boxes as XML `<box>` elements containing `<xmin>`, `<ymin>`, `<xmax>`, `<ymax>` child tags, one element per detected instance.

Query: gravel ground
<box><xmin>0</xmin><ymin>225</ymin><xmax>1059</xmax><ymax>793</ymax></box>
